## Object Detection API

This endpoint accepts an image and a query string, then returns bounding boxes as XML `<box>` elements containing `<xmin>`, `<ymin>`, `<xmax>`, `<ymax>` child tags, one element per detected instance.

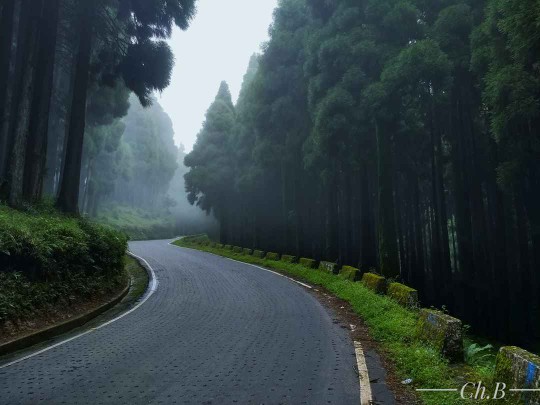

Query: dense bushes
<box><xmin>0</xmin><ymin>205</ymin><xmax>127</xmax><ymax>278</ymax></box>
<box><xmin>0</xmin><ymin>204</ymin><xmax>128</xmax><ymax>324</ymax></box>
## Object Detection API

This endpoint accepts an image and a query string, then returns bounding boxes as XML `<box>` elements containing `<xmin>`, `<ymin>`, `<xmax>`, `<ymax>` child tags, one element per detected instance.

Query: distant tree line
<box><xmin>81</xmin><ymin>94</ymin><xmax>178</xmax><ymax>217</ymax></box>
<box><xmin>0</xmin><ymin>0</ymin><xmax>196</xmax><ymax>213</ymax></box>
<box><xmin>185</xmin><ymin>0</ymin><xmax>540</xmax><ymax>346</ymax></box>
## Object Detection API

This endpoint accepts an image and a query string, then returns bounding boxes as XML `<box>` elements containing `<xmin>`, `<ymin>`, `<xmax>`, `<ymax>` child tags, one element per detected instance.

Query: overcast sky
<box><xmin>157</xmin><ymin>0</ymin><xmax>279</xmax><ymax>151</ymax></box>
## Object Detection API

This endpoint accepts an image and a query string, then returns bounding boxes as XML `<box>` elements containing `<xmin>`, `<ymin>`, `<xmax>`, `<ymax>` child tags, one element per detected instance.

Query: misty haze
<box><xmin>1</xmin><ymin>1</ymin><xmax>539</xmax><ymax>405</ymax></box>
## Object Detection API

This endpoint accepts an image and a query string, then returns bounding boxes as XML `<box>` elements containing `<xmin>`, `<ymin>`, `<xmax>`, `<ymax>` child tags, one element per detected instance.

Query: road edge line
<box><xmin>171</xmin><ymin>241</ymin><xmax>313</xmax><ymax>290</ymax></box>
<box><xmin>0</xmin><ymin>279</ymin><xmax>131</xmax><ymax>358</ymax></box>
<box><xmin>0</xmin><ymin>251</ymin><xmax>158</xmax><ymax>369</ymax></box>
<box><xmin>172</xmin><ymin>240</ymin><xmax>366</xmax><ymax>403</ymax></box>
<box><xmin>354</xmin><ymin>341</ymin><xmax>373</xmax><ymax>405</ymax></box>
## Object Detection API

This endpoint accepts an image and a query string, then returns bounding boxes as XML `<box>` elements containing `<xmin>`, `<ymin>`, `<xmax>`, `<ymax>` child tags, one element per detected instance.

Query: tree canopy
<box><xmin>184</xmin><ymin>0</ymin><xmax>540</xmax><ymax>347</ymax></box>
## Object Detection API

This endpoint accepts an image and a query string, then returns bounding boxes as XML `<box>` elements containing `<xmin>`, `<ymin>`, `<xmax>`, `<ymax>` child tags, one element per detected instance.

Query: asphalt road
<box><xmin>0</xmin><ymin>240</ymin><xmax>360</xmax><ymax>404</ymax></box>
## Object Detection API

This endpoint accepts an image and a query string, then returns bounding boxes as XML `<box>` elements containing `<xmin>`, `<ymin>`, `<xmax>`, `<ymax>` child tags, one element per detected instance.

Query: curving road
<box><xmin>0</xmin><ymin>240</ymin><xmax>359</xmax><ymax>404</ymax></box>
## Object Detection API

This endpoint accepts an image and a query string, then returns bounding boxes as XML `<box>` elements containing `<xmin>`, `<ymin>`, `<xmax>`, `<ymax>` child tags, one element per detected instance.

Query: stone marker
<box><xmin>265</xmin><ymin>252</ymin><xmax>280</xmax><ymax>261</ymax></box>
<box><xmin>299</xmin><ymin>258</ymin><xmax>318</xmax><ymax>269</ymax></box>
<box><xmin>232</xmin><ymin>246</ymin><xmax>243</xmax><ymax>253</ymax></box>
<box><xmin>361</xmin><ymin>273</ymin><xmax>387</xmax><ymax>294</ymax></box>
<box><xmin>387</xmin><ymin>282</ymin><xmax>419</xmax><ymax>308</ymax></box>
<box><xmin>215</xmin><ymin>243</ymin><xmax>224</xmax><ymax>249</ymax></box>
<box><xmin>281</xmin><ymin>254</ymin><xmax>297</xmax><ymax>263</ymax></box>
<box><xmin>339</xmin><ymin>265</ymin><xmax>360</xmax><ymax>281</ymax></box>
<box><xmin>242</xmin><ymin>248</ymin><xmax>253</xmax><ymax>255</ymax></box>
<box><xmin>224</xmin><ymin>245</ymin><xmax>233</xmax><ymax>250</ymax></box>
<box><xmin>253</xmin><ymin>250</ymin><xmax>265</xmax><ymax>258</ymax></box>
<box><xmin>494</xmin><ymin>346</ymin><xmax>540</xmax><ymax>404</ymax></box>
<box><xmin>416</xmin><ymin>309</ymin><xmax>463</xmax><ymax>361</ymax></box>
<box><xmin>319</xmin><ymin>261</ymin><xmax>339</xmax><ymax>274</ymax></box>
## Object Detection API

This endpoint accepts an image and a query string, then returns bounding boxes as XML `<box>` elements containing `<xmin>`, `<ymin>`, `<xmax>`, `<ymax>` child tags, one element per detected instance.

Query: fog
<box><xmin>158</xmin><ymin>0</ymin><xmax>279</xmax><ymax>151</ymax></box>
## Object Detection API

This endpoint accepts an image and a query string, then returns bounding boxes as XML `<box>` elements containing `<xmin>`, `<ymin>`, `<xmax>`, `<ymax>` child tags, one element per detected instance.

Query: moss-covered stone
<box><xmin>281</xmin><ymin>254</ymin><xmax>297</xmax><ymax>263</ymax></box>
<box><xmin>232</xmin><ymin>246</ymin><xmax>243</xmax><ymax>253</ymax></box>
<box><xmin>265</xmin><ymin>252</ymin><xmax>280</xmax><ymax>261</ymax></box>
<box><xmin>494</xmin><ymin>346</ymin><xmax>540</xmax><ymax>404</ymax></box>
<box><xmin>361</xmin><ymin>273</ymin><xmax>387</xmax><ymax>294</ymax></box>
<box><xmin>387</xmin><ymin>282</ymin><xmax>419</xmax><ymax>308</ymax></box>
<box><xmin>215</xmin><ymin>243</ymin><xmax>224</xmax><ymax>249</ymax></box>
<box><xmin>299</xmin><ymin>258</ymin><xmax>318</xmax><ymax>269</ymax></box>
<box><xmin>253</xmin><ymin>250</ymin><xmax>265</xmax><ymax>258</ymax></box>
<box><xmin>319</xmin><ymin>261</ymin><xmax>339</xmax><ymax>274</ymax></box>
<box><xmin>242</xmin><ymin>248</ymin><xmax>253</xmax><ymax>255</ymax></box>
<box><xmin>339</xmin><ymin>265</ymin><xmax>360</xmax><ymax>281</ymax></box>
<box><xmin>224</xmin><ymin>245</ymin><xmax>233</xmax><ymax>250</ymax></box>
<box><xmin>416</xmin><ymin>309</ymin><xmax>463</xmax><ymax>362</ymax></box>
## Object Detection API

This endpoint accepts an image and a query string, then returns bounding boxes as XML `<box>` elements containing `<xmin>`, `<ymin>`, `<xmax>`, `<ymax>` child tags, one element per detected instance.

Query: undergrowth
<box><xmin>95</xmin><ymin>205</ymin><xmax>177</xmax><ymax>240</ymax></box>
<box><xmin>0</xmin><ymin>203</ymin><xmax>128</xmax><ymax>326</ymax></box>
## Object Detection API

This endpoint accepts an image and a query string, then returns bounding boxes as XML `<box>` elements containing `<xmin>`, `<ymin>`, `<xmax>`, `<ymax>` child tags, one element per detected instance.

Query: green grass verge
<box><xmin>95</xmin><ymin>205</ymin><xmax>177</xmax><ymax>240</ymax></box>
<box><xmin>125</xmin><ymin>255</ymin><xmax>149</xmax><ymax>299</ymax></box>
<box><xmin>0</xmin><ymin>202</ymin><xmax>128</xmax><ymax>326</ymax></box>
<box><xmin>175</xmin><ymin>235</ymin><xmax>496</xmax><ymax>405</ymax></box>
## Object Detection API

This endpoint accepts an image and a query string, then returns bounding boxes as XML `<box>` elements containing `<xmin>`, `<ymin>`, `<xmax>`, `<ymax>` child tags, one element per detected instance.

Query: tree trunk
<box><xmin>0</xmin><ymin>0</ymin><xmax>16</xmax><ymax>184</ymax></box>
<box><xmin>23</xmin><ymin>0</ymin><xmax>60</xmax><ymax>200</ymax></box>
<box><xmin>376</xmin><ymin>120</ymin><xmax>399</xmax><ymax>278</ymax></box>
<box><xmin>325</xmin><ymin>159</ymin><xmax>339</xmax><ymax>262</ymax></box>
<box><xmin>359</xmin><ymin>164</ymin><xmax>377</xmax><ymax>271</ymax></box>
<box><xmin>6</xmin><ymin>0</ymin><xmax>41</xmax><ymax>206</ymax></box>
<box><xmin>56</xmin><ymin>1</ymin><xmax>93</xmax><ymax>214</ymax></box>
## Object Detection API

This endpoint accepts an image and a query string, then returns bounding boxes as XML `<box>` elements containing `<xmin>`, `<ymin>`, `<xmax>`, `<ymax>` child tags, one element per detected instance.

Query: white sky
<box><xmin>157</xmin><ymin>0</ymin><xmax>279</xmax><ymax>151</ymax></box>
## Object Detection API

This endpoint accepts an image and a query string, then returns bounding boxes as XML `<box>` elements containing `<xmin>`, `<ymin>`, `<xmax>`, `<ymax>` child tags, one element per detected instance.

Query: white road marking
<box><xmin>172</xmin><ymin>239</ymin><xmax>370</xmax><ymax>404</ymax></box>
<box><xmin>170</xmin><ymin>238</ymin><xmax>313</xmax><ymax>290</ymax></box>
<box><xmin>230</xmin><ymin>260</ymin><xmax>313</xmax><ymax>289</ymax></box>
<box><xmin>354</xmin><ymin>341</ymin><xmax>373</xmax><ymax>405</ymax></box>
<box><xmin>0</xmin><ymin>251</ymin><xmax>158</xmax><ymax>370</ymax></box>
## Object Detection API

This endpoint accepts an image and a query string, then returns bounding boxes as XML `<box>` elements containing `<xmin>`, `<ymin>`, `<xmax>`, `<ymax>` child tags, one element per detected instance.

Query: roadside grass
<box><xmin>125</xmin><ymin>255</ymin><xmax>149</xmax><ymax>299</ymax></box>
<box><xmin>174</xmin><ymin>236</ymin><xmax>497</xmax><ymax>405</ymax></box>
<box><xmin>0</xmin><ymin>202</ymin><xmax>128</xmax><ymax>327</ymax></box>
<box><xmin>96</xmin><ymin>205</ymin><xmax>176</xmax><ymax>241</ymax></box>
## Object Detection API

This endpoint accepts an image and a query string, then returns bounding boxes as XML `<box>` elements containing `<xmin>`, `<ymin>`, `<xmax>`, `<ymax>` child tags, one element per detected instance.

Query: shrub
<box><xmin>0</xmin><ymin>205</ymin><xmax>128</xmax><ymax>325</ymax></box>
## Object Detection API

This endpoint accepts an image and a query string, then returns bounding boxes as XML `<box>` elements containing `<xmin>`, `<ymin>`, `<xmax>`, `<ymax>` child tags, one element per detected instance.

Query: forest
<box><xmin>0</xmin><ymin>0</ymin><xmax>215</xmax><ymax>239</ymax></box>
<box><xmin>184</xmin><ymin>0</ymin><xmax>540</xmax><ymax>347</ymax></box>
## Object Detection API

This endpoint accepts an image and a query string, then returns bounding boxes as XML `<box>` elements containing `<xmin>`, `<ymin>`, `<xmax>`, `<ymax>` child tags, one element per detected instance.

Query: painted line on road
<box><xmin>354</xmin><ymin>341</ymin><xmax>373</xmax><ymax>405</ymax></box>
<box><xmin>0</xmin><ymin>251</ymin><xmax>158</xmax><ymax>370</ymax></box>
<box><xmin>170</xmin><ymin>241</ymin><xmax>313</xmax><ymax>290</ymax></box>
<box><xmin>226</xmin><ymin>257</ymin><xmax>313</xmax><ymax>289</ymax></box>
<box><xmin>168</xmin><ymin>238</ymin><xmax>313</xmax><ymax>290</ymax></box>
<box><xmin>171</xmin><ymin>240</ymin><xmax>365</xmax><ymax>401</ymax></box>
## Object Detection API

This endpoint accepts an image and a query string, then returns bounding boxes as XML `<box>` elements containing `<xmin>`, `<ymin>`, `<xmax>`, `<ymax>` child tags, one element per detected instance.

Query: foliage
<box><xmin>0</xmin><ymin>204</ymin><xmax>127</xmax><ymax>278</ymax></box>
<box><xmin>0</xmin><ymin>0</ymin><xmax>197</xmax><ymax>213</ymax></box>
<box><xmin>95</xmin><ymin>205</ymin><xmax>176</xmax><ymax>240</ymax></box>
<box><xmin>0</xmin><ymin>204</ymin><xmax>127</xmax><ymax>324</ymax></box>
<box><xmin>183</xmin><ymin>0</ymin><xmax>540</xmax><ymax>348</ymax></box>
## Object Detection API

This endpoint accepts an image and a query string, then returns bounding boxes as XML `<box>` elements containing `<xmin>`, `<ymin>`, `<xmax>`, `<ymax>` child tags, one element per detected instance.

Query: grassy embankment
<box><xmin>96</xmin><ymin>205</ymin><xmax>177</xmax><ymax>241</ymax></box>
<box><xmin>0</xmin><ymin>203</ymin><xmax>129</xmax><ymax>337</ymax></box>
<box><xmin>175</xmin><ymin>235</ymin><xmax>497</xmax><ymax>405</ymax></box>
